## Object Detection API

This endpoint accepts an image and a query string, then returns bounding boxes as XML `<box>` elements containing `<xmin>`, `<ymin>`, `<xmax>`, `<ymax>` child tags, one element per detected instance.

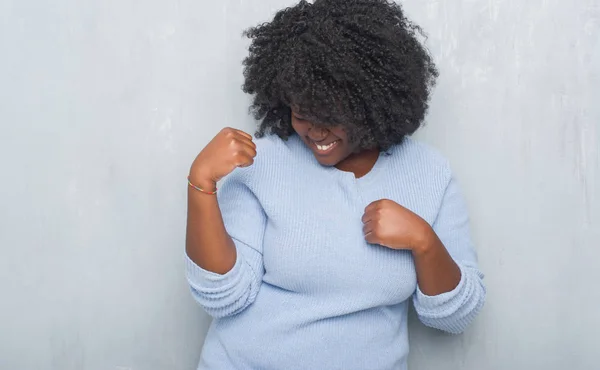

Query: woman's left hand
<box><xmin>361</xmin><ymin>199</ymin><xmax>433</xmax><ymax>252</ymax></box>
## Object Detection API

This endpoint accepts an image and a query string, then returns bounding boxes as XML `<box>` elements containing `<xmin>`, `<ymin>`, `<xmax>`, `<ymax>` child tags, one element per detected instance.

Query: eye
<box><xmin>293</xmin><ymin>115</ymin><xmax>307</xmax><ymax>122</ymax></box>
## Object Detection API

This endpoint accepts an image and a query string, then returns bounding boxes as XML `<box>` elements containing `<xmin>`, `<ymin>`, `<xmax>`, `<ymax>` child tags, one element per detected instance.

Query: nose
<box><xmin>307</xmin><ymin>124</ymin><xmax>328</xmax><ymax>142</ymax></box>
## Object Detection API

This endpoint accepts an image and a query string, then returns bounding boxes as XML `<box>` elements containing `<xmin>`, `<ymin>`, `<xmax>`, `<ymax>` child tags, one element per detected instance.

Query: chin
<box><xmin>315</xmin><ymin>157</ymin><xmax>337</xmax><ymax>167</ymax></box>
<box><xmin>313</xmin><ymin>151</ymin><xmax>346</xmax><ymax>167</ymax></box>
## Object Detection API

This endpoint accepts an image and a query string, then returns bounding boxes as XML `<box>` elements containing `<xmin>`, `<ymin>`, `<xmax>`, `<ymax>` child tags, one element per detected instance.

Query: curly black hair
<box><xmin>242</xmin><ymin>0</ymin><xmax>438</xmax><ymax>151</ymax></box>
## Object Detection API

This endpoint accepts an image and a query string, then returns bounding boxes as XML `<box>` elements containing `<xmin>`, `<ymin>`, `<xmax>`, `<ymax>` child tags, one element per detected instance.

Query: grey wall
<box><xmin>0</xmin><ymin>1</ymin><xmax>598</xmax><ymax>369</ymax></box>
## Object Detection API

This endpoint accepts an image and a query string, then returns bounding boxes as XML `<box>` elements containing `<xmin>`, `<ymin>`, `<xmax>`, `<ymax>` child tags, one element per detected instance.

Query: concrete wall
<box><xmin>1</xmin><ymin>1</ymin><xmax>598</xmax><ymax>369</ymax></box>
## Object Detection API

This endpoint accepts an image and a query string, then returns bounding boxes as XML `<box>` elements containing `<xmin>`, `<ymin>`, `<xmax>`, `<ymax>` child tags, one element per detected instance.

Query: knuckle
<box><xmin>223</xmin><ymin>127</ymin><xmax>235</xmax><ymax>137</ymax></box>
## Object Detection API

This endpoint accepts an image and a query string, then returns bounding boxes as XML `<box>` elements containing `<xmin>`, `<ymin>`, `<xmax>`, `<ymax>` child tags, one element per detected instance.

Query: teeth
<box><xmin>316</xmin><ymin>141</ymin><xmax>336</xmax><ymax>151</ymax></box>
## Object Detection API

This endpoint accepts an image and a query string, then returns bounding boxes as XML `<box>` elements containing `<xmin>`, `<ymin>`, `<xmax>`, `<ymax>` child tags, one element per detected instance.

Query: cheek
<box><xmin>330</xmin><ymin>127</ymin><xmax>348</xmax><ymax>141</ymax></box>
<box><xmin>338</xmin><ymin>130</ymin><xmax>362</xmax><ymax>151</ymax></box>
<box><xmin>348</xmin><ymin>140</ymin><xmax>362</xmax><ymax>154</ymax></box>
<box><xmin>291</xmin><ymin>122</ymin><xmax>305</xmax><ymax>135</ymax></box>
<box><xmin>330</xmin><ymin>128</ymin><xmax>355</xmax><ymax>149</ymax></box>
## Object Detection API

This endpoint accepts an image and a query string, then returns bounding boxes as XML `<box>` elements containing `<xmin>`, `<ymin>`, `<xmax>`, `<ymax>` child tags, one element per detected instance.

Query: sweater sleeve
<box><xmin>412</xmin><ymin>175</ymin><xmax>486</xmax><ymax>334</ymax></box>
<box><xmin>185</xmin><ymin>169</ymin><xmax>266</xmax><ymax>319</ymax></box>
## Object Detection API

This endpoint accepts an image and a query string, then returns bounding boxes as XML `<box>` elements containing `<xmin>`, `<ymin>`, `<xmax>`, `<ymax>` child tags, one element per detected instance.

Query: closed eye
<box><xmin>293</xmin><ymin>115</ymin><xmax>307</xmax><ymax>122</ymax></box>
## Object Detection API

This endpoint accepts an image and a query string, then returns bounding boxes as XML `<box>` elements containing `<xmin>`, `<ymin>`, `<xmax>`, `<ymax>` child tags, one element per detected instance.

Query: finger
<box><xmin>235</xmin><ymin>153</ymin><xmax>255</xmax><ymax>168</ymax></box>
<box><xmin>361</xmin><ymin>211</ymin><xmax>373</xmax><ymax>224</ymax></box>
<box><xmin>364</xmin><ymin>230</ymin><xmax>379</xmax><ymax>245</ymax></box>
<box><xmin>223</xmin><ymin>127</ymin><xmax>254</xmax><ymax>143</ymax></box>
<box><xmin>229</xmin><ymin>137</ymin><xmax>256</xmax><ymax>158</ymax></box>
<box><xmin>364</xmin><ymin>200</ymin><xmax>382</xmax><ymax>214</ymax></box>
<box><xmin>233</xmin><ymin>136</ymin><xmax>257</xmax><ymax>156</ymax></box>
<box><xmin>237</xmin><ymin>139</ymin><xmax>257</xmax><ymax>158</ymax></box>
<box><xmin>233</xmin><ymin>129</ymin><xmax>253</xmax><ymax>141</ymax></box>
<box><xmin>362</xmin><ymin>220</ymin><xmax>374</xmax><ymax>236</ymax></box>
<box><xmin>361</xmin><ymin>206</ymin><xmax>380</xmax><ymax>224</ymax></box>
<box><xmin>234</xmin><ymin>135</ymin><xmax>256</xmax><ymax>150</ymax></box>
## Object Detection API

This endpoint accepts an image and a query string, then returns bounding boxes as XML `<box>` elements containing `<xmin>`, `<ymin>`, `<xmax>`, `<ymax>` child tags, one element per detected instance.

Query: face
<box><xmin>290</xmin><ymin>109</ymin><xmax>359</xmax><ymax>167</ymax></box>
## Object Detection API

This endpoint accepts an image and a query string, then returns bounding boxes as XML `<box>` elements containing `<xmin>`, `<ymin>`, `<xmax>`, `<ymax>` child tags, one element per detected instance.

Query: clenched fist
<box><xmin>361</xmin><ymin>199</ymin><xmax>433</xmax><ymax>252</ymax></box>
<box><xmin>189</xmin><ymin>127</ymin><xmax>257</xmax><ymax>190</ymax></box>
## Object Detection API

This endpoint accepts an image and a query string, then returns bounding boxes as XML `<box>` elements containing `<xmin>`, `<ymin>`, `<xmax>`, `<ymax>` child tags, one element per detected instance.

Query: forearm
<box><xmin>185</xmin><ymin>180</ymin><xmax>237</xmax><ymax>275</ymax></box>
<box><xmin>409</xmin><ymin>176</ymin><xmax>485</xmax><ymax>333</ymax></box>
<box><xmin>412</xmin><ymin>227</ymin><xmax>485</xmax><ymax>333</ymax></box>
<box><xmin>412</xmin><ymin>225</ymin><xmax>461</xmax><ymax>296</ymax></box>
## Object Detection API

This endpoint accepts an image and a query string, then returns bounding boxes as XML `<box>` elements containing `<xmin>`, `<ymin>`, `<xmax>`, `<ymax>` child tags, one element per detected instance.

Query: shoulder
<box><xmin>253</xmin><ymin>133</ymin><xmax>291</xmax><ymax>160</ymax></box>
<box><xmin>380</xmin><ymin>138</ymin><xmax>459</xmax><ymax>222</ymax></box>
<box><xmin>388</xmin><ymin>137</ymin><xmax>451</xmax><ymax>171</ymax></box>
<box><xmin>386</xmin><ymin>137</ymin><xmax>452</xmax><ymax>184</ymax></box>
<box><xmin>222</xmin><ymin>133</ymin><xmax>292</xmax><ymax>187</ymax></box>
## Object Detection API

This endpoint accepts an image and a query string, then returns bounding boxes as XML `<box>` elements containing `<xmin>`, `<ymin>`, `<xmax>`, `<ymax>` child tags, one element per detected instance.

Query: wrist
<box><xmin>411</xmin><ymin>221</ymin><xmax>438</xmax><ymax>257</ymax></box>
<box><xmin>188</xmin><ymin>168</ymin><xmax>216</xmax><ymax>192</ymax></box>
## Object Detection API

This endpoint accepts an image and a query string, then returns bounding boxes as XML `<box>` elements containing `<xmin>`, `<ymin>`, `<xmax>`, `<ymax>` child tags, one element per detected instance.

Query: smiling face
<box><xmin>290</xmin><ymin>110</ymin><xmax>360</xmax><ymax>167</ymax></box>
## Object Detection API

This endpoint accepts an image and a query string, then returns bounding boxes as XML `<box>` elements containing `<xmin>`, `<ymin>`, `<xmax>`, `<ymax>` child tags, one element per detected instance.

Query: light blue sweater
<box><xmin>185</xmin><ymin>134</ymin><xmax>485</xmax><ymax>370</ymax></box>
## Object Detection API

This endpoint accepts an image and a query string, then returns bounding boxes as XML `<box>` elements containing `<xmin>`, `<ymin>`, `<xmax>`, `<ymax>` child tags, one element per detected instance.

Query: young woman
<box><xmin>185</xmin><ymin>1</ymin><xmax>486</xmax><ymax>369</ymax></box>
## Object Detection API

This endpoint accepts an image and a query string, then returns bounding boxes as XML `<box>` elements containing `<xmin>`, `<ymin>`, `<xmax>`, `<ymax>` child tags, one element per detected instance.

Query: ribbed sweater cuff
<box><xmin>414</xmin><ymin>264</ymin><xmax>467</xmax><ymax>312</ymax></box>
<box><xmin>185</xmin><ymin>252</ymin><xmax>244</xmax><ymax>291</ymax></box>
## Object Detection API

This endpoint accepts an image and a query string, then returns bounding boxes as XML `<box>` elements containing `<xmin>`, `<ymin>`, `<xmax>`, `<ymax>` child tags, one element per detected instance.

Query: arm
<box><xmin>412</xmin><ymin>176</ymin><xmax>486</xmax><ymax>334</ymax></box>
<box><xmin>362</xmin><ymin>172</ymin><xmax>485</xmax><ymax>334</ymax></box>
<box><xmin>185</xmin><ymin>176</ymin><xmax>237</xmax><ymax>275</ymax></box>
<box><xmin>185</xmin><ymin>171</ymin><xmax>266</xmax><ymax>319</ymax></box>
<box><xmin>412</xmin><ymin>229</ymin><xmax>462</xmax><ymax>296</ymax></box>
<box><xmin>184</xmin><ymin>127</ymin><xmax>264</xmax><ymax>319</ymax></box>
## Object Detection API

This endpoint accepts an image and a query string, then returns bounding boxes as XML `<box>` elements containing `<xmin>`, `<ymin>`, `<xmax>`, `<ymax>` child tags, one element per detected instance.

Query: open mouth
<box><xmin>312</xmin><ymin>140</ymin><xmax>339</xmax><ymax>154</ymax></box>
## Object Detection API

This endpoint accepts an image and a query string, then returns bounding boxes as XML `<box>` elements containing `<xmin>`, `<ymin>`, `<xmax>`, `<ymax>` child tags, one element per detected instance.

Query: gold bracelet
<box><xmin>187</xmin><ymin>177</ymin><xmax>217</xmax><ymax>195</ymax></box>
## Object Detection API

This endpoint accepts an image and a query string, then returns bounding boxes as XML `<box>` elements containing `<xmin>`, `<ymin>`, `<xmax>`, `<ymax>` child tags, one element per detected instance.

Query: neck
<box><xmin>335</xmin><ymin>148</ymin><xmax>380</xmax><ymax>178</ymax></box>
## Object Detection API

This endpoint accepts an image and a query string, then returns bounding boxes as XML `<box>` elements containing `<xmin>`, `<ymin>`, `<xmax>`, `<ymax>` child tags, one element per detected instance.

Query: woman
<box><xmin>185</xmin><ymin>0</ymin><xmax>485</xmax><ymax>369</ymax></box>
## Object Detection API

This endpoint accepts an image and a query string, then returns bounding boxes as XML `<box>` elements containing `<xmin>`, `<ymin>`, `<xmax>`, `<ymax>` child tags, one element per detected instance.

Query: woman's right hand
<box><xmin>189</xmin><ymin>127</ymin><xmax>257</xmax><ymax>190</ymax></box>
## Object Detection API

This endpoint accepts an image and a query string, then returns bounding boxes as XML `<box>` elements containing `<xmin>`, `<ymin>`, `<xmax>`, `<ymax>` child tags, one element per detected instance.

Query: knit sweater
<box><xmin>185</xmin><ymin>133</ymin><xmax>486</xmax><ymax>370</ymax></box>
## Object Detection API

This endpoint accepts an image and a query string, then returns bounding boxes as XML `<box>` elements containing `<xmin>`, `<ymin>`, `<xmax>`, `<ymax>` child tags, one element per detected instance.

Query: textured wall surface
<box><xmin>0</xmin><ymin>1</ymin><xmax>598</xmax><ymax>369</ymax></box>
